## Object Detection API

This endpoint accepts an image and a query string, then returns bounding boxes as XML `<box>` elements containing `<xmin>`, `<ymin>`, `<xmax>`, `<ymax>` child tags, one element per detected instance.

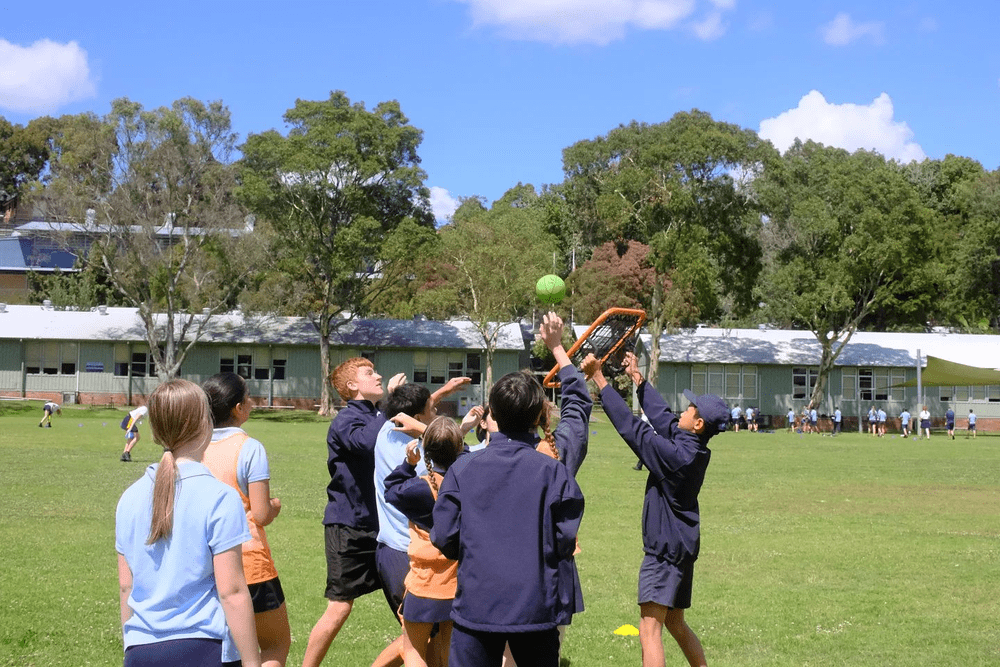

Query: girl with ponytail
<box><xmin>384</xmin><ymin>416</ymin><xmax>465</xmax><ymax>666</ymax></box>
<box><xmin>115</xmin><ymin>379</ymin><xmax>262</xmax><ymax>667</ymax></box>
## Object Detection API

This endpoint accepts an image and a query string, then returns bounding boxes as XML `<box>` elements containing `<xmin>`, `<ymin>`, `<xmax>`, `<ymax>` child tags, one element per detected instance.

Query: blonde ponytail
<box><xmin>144</xmin><ymin>379</ymin><xmax>212</xmax><ymax>544</ymax></box>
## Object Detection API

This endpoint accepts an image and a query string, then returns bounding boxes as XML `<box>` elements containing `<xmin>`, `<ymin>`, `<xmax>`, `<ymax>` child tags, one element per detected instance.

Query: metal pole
<box><xmin>916</xmin><ymin>348</ymin><xmax>923</xmax><ymax>410</ymax></box>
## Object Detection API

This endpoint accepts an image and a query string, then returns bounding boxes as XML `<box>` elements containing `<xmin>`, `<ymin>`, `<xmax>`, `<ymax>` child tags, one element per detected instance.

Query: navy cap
<box><xmin>683</xmin><ymin>389</ymin><xmax>729</xmax><ymax>435</ymax></box>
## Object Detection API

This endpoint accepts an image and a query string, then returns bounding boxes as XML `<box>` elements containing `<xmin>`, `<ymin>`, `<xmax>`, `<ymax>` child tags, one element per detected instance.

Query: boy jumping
<box><xmin>587</xmin><ymin>352</ymin><xmax>728</xmax><ymax>667</ymax></box>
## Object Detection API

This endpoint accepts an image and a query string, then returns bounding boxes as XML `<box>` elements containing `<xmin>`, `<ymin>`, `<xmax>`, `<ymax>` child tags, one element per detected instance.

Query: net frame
<box><xmin>543</xmin><ymin>307</ymin><xmax>647</xmax><ymax>388</ymax></box>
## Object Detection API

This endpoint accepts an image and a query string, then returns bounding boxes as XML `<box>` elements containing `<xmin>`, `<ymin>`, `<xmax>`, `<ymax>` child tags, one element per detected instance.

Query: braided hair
<box><xmin>421</xmin><ymin>416</ymin><xmax>464</xmax><ymax>496</ymax></box>
<box><xmin>535</xmin><ymin>399</ymin><xmax>560</xmax><ymax>461</ymax></box>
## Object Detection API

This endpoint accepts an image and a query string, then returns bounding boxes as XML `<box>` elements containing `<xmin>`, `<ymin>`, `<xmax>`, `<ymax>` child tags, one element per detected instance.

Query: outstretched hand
<box><xmin>391</xmin><ymin>412</ymin><xmax>426</xmax><ymax>437</ymax></box>
<box><xmin>582</xmin><ymin>353</ymin><xmax>608</xmax><ymax>389</ymax></box>
<box><xmin>540</xmin><ymin>312</ymin><xmax>564</xmax><ymax>351</ymax></box>
<box><xmin>460</xmin><ymin>404</ymin><xmax>485</xmax><ymax>435</ymax></box>
<box><xmin>405</xmin><ymin>439</ymin><xmax>421</xmax><ymax>466</ymax></box>
<box><xmin>624</xmin><ymin>352</ymin><xmax>644</xmax><ymax>385</ymax></box>
<box><xmin>439</xmin><ymin>376</ymin><xmax>471</xmax><ymax>396</ymax></box>
<box><xmin>387</xmin><ymin>373</ymin><xmax>408</xmax><ymax>393</ymax></box>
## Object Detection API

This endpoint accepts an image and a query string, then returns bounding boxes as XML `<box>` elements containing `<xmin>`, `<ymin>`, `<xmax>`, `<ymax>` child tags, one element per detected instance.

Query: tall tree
<box><xmin>757</xmin><ymin>140</ymin><xmax>934</xmax><ymax>408</ymax></box>
<box><xmin>561</xmin><ymin>110</ymin><xmax>779</xmax><ymax>383</ymax></box>
<box><xmin>0</xmin><ymin>116</ymin><xmax>49</xmax><ymax>211</ymax></box>
<box><xmin>35</xmin><ymin>98</ymin><xmax>260</xmax><ymax>380</ymax></box>
<box><xmin>413</xmin><ymin>185</ymin><xmax>558</xmax><ymax>390</ymax></box>
<box><xmin>238</xmin><ymin>91</ymin><xmax>436</xmax><ymax>413</ymax></box>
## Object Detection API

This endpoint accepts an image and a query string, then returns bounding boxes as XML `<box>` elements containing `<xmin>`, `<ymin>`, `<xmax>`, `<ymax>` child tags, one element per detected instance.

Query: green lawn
<box><xmin>1</xmin><ymin>400</ymin><xmax>998</xmax><ymax>666</ymax></box>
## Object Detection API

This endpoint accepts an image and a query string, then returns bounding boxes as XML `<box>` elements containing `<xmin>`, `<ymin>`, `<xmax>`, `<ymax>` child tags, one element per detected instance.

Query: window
<box><xmin>793</xmin><ymin>367</ymin><xmax>819</xmax><ymax>400</ymax></box>
<box><xmin>690</xmin><ymin>364</ymin><xmax>756</xmax><ymax>399</ymax></box>
<box><xmin>130</xmin><ymin>350</ymin><xmax>156</xmax><ymax>377</ymax></box>
<box><xmin>413</xmin><ymin>351</ymin><xmax>428</xmax><ymax>383</ymax></box>
<box><xmin>220</xmin><ymin>347</ymin><xmax>287</xmax><ymax>381</ymax></box>
<box><xmin>25</xmin><ymin>342</ymin><xmax>77</xmax><ymax>375</ymax></box>
<box><xmin>414</xmin><ymin>351</ymin><xmax>483</xmax><ymax>386</ymax></box>
<box><xmin>842</xmin><ymin>369</ymin><xmax>856</xmax><ymax>400</ymax></box>
<box><xmin>466</xmin><ymin>354</ymin><xmax>482</xmax><ymax>385</ymax></box>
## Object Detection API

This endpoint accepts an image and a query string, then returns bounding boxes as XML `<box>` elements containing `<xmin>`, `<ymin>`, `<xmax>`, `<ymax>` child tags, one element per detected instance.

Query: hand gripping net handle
<box><xmin>543</xmin><ymin>308</ymin><xmax>647</xmax><ymax>388</ymax></box>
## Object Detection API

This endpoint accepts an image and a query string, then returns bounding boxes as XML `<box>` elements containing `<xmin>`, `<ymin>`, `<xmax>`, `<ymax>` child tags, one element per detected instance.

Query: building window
<box><xmin>25</xmin><ymin>342</ymin><xmax>78</xmax><ymax>375</ymax></box>
<box><xmin>220</xmin><ymin>347</ymin><xmax>287</xmax><ymax>381</ymax></box>
<box><xmin>130</xmin><ymin>350</ymin><xmax>156</xmax><ymax>377</ymax></box>
<box><xmin>793</xmin><ymin>367</ymin><xmax>819</xmax><ymax>400</ymax></box>
<box><xmin>690</xmin><ymin>364</ymin><xmax>756</xmax><ymax>400</ymax></box>
<box><xmin>413</xmin><ymin>351</ymin><xmax>428</xmax><ymax>383</ymax></box>
<box><xmin>414</xmin><ymin>351</ymin><xmax>483</xmax><ymax>386</ymax></box>
<box><xmin>466</xmin><ymin>354</ymin><xmax>482</xmax><ymax>385</ymax></box>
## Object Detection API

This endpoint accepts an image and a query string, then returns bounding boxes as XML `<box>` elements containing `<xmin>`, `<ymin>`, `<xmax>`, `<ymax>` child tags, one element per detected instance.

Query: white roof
<box><xmin>0</xmin><ymin>305</ymin><xmax>525</xmax><ymax>351</ymax></box>
<box><xmin>632</xmin><ymin>326</ymin><xmax>1000</xmax><ymax>369</ymax></box>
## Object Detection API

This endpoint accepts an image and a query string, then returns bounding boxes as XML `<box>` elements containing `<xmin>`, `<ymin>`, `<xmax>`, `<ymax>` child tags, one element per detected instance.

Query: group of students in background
<box><xmin>776</xmin><ymin>404</ymin><xmax>978</xmax><ymax>439</ymax></box>
<box><xmin>728</xmin><ymin>405</ymin><xmax>758</xmax><ymax>432</ymax></box>
<box><xmin>111</xmin><ymin>311</ymin><xmax>730</xmax><ymax>667</ymax></box>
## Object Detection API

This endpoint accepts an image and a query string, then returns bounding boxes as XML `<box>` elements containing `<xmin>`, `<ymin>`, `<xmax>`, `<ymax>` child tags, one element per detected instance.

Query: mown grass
<box><xmin>1</xmin><ymin>400</ymin><xmax>998</xmax><ymax>666</ymax></box>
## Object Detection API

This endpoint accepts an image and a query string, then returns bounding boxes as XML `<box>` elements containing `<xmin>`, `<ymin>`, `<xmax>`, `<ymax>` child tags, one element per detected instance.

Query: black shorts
<box><xmin>969</xmin><ymin>423</ymin><xmax>977</xmax><ymax>431</ymax></box>
<box><xmin>638</xmin><ymin>554</ymin><xmax>694</xmax><ymax>610</ymax></box>
<box><xmin>946</xmin><ymin>422</ymin><xmax>955</xmax><ymax>430</ymax></box>
<box><xmin>375</xmin><ymin>542</ymin><xmax>410</xmax><ymax>619</ymax></box>
<box><xmin>324</xmin><ymin>524</ymin><xmax>381</xmax><ymax>601</ymax></box>
<box><xmin>249</xmin><ymin>576</ymin><xmax>285</xmax><ymax>614</ymax></box>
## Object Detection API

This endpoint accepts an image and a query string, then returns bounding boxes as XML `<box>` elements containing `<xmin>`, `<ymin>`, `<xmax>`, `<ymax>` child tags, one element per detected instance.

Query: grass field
<box><xmin>1</xmin><ymin>399</ymin><xmax>998</xmax><ymax>666</ymax></box>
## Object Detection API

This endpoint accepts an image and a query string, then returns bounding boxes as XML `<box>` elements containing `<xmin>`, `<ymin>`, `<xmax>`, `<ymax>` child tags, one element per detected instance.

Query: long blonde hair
<box><xmin>146</xmin><ymin>379</ymin><xmax>213</xmax><ymax>544</ymax></box>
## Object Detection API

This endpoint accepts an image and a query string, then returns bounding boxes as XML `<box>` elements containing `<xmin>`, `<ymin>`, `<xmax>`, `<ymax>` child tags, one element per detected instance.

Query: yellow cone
<box><xmin>614</xmin><ymin>624</ymin><xmax>639</xmax><ymax>636</ymax></box>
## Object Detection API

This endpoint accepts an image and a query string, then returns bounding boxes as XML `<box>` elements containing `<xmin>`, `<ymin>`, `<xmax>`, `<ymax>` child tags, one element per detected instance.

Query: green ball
<box><xmin>536</xmin><ymin>274</ymin><xmax>566</xmax><ymax>304</ymax></box>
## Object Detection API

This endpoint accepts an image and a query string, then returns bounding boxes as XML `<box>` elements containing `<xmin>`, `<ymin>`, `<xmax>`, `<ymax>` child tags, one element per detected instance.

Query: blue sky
<box><xmin>2</xmin><ymin>1</ymin><xmax>998</xmax><ymax>222</ymax></box>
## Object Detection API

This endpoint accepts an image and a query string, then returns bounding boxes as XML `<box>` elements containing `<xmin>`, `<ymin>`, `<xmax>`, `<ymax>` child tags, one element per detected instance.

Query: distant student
<box><xmin>745</xmin><ymin>406</ymin><xmax>755</xmax><ymax>432</ymax></box>
<box><xmin>431</xmin><ymin>312</ymin><xmax>585</xmax><ymax>667</ymax></box>
<box><xmin>967</xmin><ymin>410</ymin><xmax>977</xmax><ymax>438</ymax></box>
<box><xmin>833</xmin><ymin>407</ymin><xmax>842</xmax><ymax>435</ymax></box>
<box><xmin>120</xmin><ymin>405</ymin><xmax>149</xmax><ymax>462</ymax></box>
<box><xmin>115</xmin><ymin>379</ymin><xmax>262</xmax><ymax>667</ymax></box>
<box><xmin>384</xmin><ymin>417</ymin><xmax>466</xmax><ymax>667</ymax></box>
<box><xmin>867</xmin><ymin>406</ymin><xmax>878</xmax><ymax>436</ymax></box>
<box><xmin>590</xmin><ymin>351</ymin><xmax>728</xmax><ymax>667</ymax></box>
<box><xmin>801</xmin><ymin>407</ymin><xmax>811</xmax><ymax>434</ymax></box>
<box><xmin>301</xmin><ymin>358</ymin><xmax>406</xmax><ymax>667</ymax></box>
<box><xmin>730</xmin><ymin>406</ymin><xmax>742</xmax><ymax>433</ymax></box>
<box><xmin>877</xmin><ymin>408</ymin><xmax>887</xmax><ymax>437</ymax></box>
<box><xmin>899</xmin><ymin>409</ymin><xmax>911</xmax><ymax>438</ymax></box>
<box><xmin>810</xmin><ymin>407</ymin><xmax>818</xmax><ymax>434</ymax></box>
<box><xmin>919</xmin><ymin>406</ymin><xmax>932</xmax><ymax>439</ymax></box>
<box><xmin>786</xmin><ymin>408</ymin><xmax>795</xmax><ymax>433</ymax></box>
<box><xmin>202</xmin><ymin>372</ymin><xmax>290</xmax><ymax>667</ymax></box>
<box><xmin>38</xmin><ymin>400</ymin><xmax>61</xmax><ymax>428</ymax></box>
<box><xmin>945</xmin><ymin>407</ymin><xmax>956</xmax><ymax>439</ymax></box>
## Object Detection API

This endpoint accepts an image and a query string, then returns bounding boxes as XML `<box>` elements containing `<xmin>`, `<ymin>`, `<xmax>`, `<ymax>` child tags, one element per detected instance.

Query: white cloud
<box><xmin>0</xmin><ymin>39</ymin><xmax>96</xmax><ymax>113</ymax></box>
<box><xmin>453</xmin><ymin>0</ymin><xmax>733</xmax><ymax>45</ymax></box>
<box><xmin>430</xmin><ymin>186</ymin><xmax>461</xmax><ymax>223</ymax></box>
<box><xmin>691</xmin><ymin>10</ymin><xmax>726</xmax><ymax>40</ymax></box>
<box><xmin>820</xmin><ymin>12</ymin><xmax>885</xmax><ymax>46</ymax></box>
<box><xmin>759</xmin><ymin>90</ymin><xmax>926</xmax><ymax>163</ymax></box>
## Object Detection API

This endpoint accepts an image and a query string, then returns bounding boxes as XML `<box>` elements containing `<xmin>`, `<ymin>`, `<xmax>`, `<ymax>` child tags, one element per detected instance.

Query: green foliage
<box><xmin>0</xmin><ymin>116</ymin><xmax>49</xmax><ymax>203</ymax></box>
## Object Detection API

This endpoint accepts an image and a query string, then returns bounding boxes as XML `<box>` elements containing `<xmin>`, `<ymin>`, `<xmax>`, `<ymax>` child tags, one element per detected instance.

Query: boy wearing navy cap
<box><xmin>587</xmin><ymin>351</ymin><xmax>727</xmax><ymax>667</ymax></box>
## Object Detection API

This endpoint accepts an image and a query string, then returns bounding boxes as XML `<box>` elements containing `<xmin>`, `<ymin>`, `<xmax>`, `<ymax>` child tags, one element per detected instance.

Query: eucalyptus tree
<box><xmin>561</xmin><ymin>110</ymin><xmax>779</xmax><ymax>384</ymax></box>
<box><xmin>35</xmin><ymin>97</ymin><xmax>261</xmax><ymax>381</ymax></box>
<box><xmin>757</xmin><ymin>140</ymin><xmax>934</xmax><ymax>408</ymax></box>
<box><xmin>239</xmin><ymin>91</ymin><xmax>436</xmax><ymax>413</ymax></box>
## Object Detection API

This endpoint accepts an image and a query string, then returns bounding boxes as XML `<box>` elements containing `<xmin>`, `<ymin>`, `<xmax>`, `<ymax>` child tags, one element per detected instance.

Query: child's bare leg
<box><xmin>401</xmin><ymin>619</ymin><xmax>433</xmax><ymax>667</ymax></box>
<box><xmin>663</xmin><ymin>607</ymin><xmax>706</xmax><ymax>667</ymax></box>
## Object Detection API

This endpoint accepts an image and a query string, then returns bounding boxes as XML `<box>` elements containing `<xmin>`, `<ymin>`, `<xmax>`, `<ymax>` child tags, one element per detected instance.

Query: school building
<box><xmin>0</xmin><ymin>304</ymin><xmax>526</xmax><ymax>415</ymax></box>
<box><xmin>633</xmin><ymin>326</ymin><xmax>1000</xmax><ymax>433</ymax></box>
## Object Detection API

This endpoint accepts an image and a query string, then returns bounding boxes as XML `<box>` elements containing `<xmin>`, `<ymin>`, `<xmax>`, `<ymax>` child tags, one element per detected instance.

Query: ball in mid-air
<box><xmin>536</xmin><ymin>274</ymin><xmax>566</xmax><ymax>304</ymax></box>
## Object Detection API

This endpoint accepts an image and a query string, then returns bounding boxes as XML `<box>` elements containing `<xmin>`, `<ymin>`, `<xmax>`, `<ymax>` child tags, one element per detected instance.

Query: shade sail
<box><xmin>895</xmin><ymin>355</ymin><xmax>1000</xmax><ymax>387</ymax></box>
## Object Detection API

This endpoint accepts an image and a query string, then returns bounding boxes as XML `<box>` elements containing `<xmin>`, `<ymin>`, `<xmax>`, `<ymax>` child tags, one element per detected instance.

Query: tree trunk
<box><xmin>646</xmin><ymin>279</ymin><xmax>664</xmax><ymax>389</ymax></box>
<box><xmin>318</xmin><ymin>317</ymin><xmax>334</xmax><ymax>416</ymax></box>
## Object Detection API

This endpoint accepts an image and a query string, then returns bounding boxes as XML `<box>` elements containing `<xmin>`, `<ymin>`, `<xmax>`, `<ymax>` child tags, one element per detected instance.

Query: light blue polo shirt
<box><xmin>116</xmin><ymin>460</ymin><xmax>250</xmax><ymax>652</ymax></box>
<box><xmin>374</xmin><ymin>420</ymin><xmax>427</xmax><ymax>552</ymax></box>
